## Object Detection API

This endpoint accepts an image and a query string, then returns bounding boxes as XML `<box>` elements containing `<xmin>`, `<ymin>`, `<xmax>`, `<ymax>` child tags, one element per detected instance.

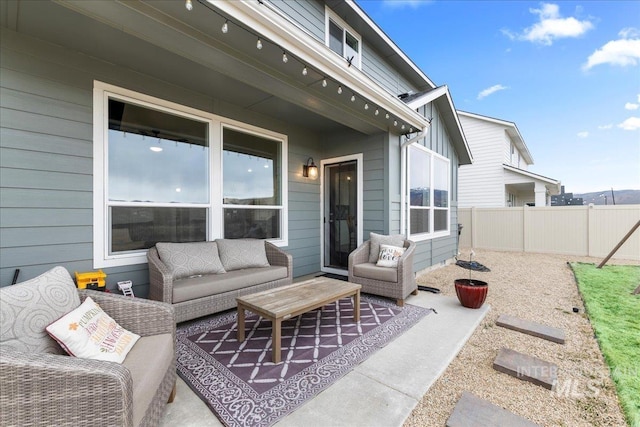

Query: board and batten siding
<box><xmin>0</xmin><ymin>28</ymin><xmax>324</xmax><ymax>292</ymax></box>
<box><xmin>458</xmin><ymin>114</ymin><xmax>507</xmax><ymax>208</ymax></box>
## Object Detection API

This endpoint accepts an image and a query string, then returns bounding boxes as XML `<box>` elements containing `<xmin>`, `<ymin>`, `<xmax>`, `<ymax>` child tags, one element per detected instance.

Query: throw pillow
<box><xmin>216</xmin><ymin>239</ymin><xmax>270</xmax><ymax>271</ymax></box>
<box><xmin>0</xmin><ymin>266</ymin><xmax>81</xmax><ymax>355</ymax></box>
<box><xmin>156</xmin><ymin>241</ymin><xmax>226</xmax><ymax>280</ymax></box>
<box><xmin>376</xmin><ymin>244</ymin><xmax>406</xmax><ymax>268</ymax></box>
<box><xmin>46</xmin><ymin>297</ymin><xmax>140</xmax><ymax>363</ymax></box>
<box><xmin>368</xmin><ymin>232</ymin><xmax>405</xmax><ymax>263</ymax></box>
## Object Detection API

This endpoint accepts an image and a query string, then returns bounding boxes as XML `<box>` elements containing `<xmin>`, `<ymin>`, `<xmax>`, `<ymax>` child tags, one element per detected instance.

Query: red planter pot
<box><xmin>454</xmin><ymin>279</ymin><xmax>488</xmax><ymax>309</ymax></box>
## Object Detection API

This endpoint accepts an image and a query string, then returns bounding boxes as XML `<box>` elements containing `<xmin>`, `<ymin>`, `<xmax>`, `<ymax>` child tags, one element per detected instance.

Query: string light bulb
<box><xmin>364</xmin><ymin>103</ymin><xmax>369</xmax><ymax>110</ymax></box>
<box><xmin>350</xmin><ymin>93</ymin><xmax>356</xmax><ymax>102</ymax></box>
<box><xmin>385</xmin><ymin>112</ymin><xmax>390</xmax><ymax>119</ymax></box>
<box><xmin>256</xmin><ymin>39</ymin><xmax>262</xmax><ymax>50</ymax></box>
<box><xmin>394</xmin><ymin>120</ymin><xmax>398</xmax><ymax>126</ymax></box>
<box><xmin>337</xmin><ymin>85</ymin><xmax>343</xmax><ymax>94</ymax></box>
<box><xmin>401</xmin><ymin>124</ymin><xmax>405</xmax><ymax>130</ymax></box>
<box><xmin>185</xmin><ymin>0</ymin><xmax>193</xmax><ymax>11</ymax></box>
<box><xmin>375</xmin><ymin>108</ymin><xmax>379</xmax><ymax>116</ymax></box>
<box><xmin>302</xmin><ymin>66</ymin><xmax>308</xmax><ymax>76</ymax></box>
<box><xmin>322</xmin><ymin>78</ymin><xmax>327</xmax><ymax>87</ymax></box>
<box><xmin>221</xmin><ymin>20</ymin><xmax>229</xmax><ymax>34</ymax></box>
<box><xmin>282</xmin><ymin>51</ymin><xmax>288</xmax><ymax>63</ymax></box>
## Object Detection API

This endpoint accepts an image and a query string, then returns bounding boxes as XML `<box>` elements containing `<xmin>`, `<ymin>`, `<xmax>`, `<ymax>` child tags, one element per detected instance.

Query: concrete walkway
<box><xmin>160</xmin><ymin>291</ymin><xmax>490</xmax><ymax>427</ymax></box>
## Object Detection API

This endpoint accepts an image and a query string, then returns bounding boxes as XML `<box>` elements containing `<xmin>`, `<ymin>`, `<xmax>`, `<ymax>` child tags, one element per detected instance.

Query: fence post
<box><xmin>471</xmin><ymin>206</ymin><xmax>476</xmax><ymax>249</ymax></box>
<box><xmin>522</xmin><ymin>205</ymin><xmax>528</xmax><ymax>253</ymax></box>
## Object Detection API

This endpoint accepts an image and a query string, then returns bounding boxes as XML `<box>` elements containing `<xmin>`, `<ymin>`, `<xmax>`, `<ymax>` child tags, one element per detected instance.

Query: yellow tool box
<box><xmin>75</xmin><ymin>270</ymin><xmax>107</xmax><ymax>290</ymax></box>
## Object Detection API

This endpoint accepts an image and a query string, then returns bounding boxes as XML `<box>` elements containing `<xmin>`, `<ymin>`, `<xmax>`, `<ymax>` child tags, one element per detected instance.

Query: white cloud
<box><xmin>584</xmin><ymin>39</ymin><xmax>640</xmax><ymax>70</ymax></box>
<box><xmin>477</xmin><ymin>84</ymin><xmax>509</xmax><ymax>100</ymax></box>
<box><xmin>508</xmin><ymin>3</ymin><xmax>594</xmax><ymax>45</ymax></box>
<box><xmin>577</xmin><ymin>131</ymin><xmax>589</xmax><ymax>138</ymax></box>
<box><xmin>625</xmin><ymin>102</ymin><xmax>639</xmax><ymax>110</ymax></box>
<box><xmin>618</xmin><ymin>117</ymin><xmax>640</xmax><ymax>130</ymax></box>
<box><xmin>381</xmin><ymin>0</ymin><xmax>432</xmax><ymax>8</ymax></box>
<box><xmin>637</xmin><ymin>93</ymin><xmax>640</xmax><ymax>103</ymax></box>
<box><xmin>597</xmin><ymin>124</ymin><xmax>613</xmax><ymax>130</ymax></box>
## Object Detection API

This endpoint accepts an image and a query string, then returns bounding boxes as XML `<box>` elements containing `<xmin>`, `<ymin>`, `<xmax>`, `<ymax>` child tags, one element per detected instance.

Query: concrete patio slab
<box><xmin>496</xmin><ymin>314</ymin><xmax>565</xmax><ymax>344</ymax></box>
<box><xmin>493</xmin><ymin>348</ymin><xmax>558</xmax><ymax>390</ymax></box>
<box><xmin>446</xmin><ymin>391</ymin><xmax>540</xmax><ymax>427</ymax></box>
<box><xmin>160</xmin><ymin>291</ymin><xmax>490</xmax><ymax>427</ymax></box>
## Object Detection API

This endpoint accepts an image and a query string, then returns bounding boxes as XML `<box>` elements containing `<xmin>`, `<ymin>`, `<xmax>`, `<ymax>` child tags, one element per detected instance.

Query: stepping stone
<box><xmin>496</xmin><ymin>314</ymin><xmax>565</xmax><ymax>344</ymax></box>
<box><xmin>493</xmin><ymin>348</ymin><xmax>557</xmax><ymax>390</ymax></box>
<box><xmin>446</xmin><ymin>391</ymin><xmax>540</xmax><ymax>427</ymax></box>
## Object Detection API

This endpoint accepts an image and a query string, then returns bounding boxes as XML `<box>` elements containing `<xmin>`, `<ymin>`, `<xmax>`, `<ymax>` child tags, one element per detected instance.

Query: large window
<box><xmin>94</xmin><ymin>82</ymin><xmax>287</xmax><ymax>267</ymax></box>
<box><xmin>325</xmin><ymin>8</ymin><xmax>361</xmax><ymax>68</ymax></box>
<box><xmin>408</xmin><ymin>144</ymin><xmax>450</xmax><ymax>240</ymax></box>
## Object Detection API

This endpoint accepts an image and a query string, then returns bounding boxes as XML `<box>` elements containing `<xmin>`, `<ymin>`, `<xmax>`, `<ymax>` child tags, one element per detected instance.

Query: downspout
<box><xmin>400</xmin><ymin>125</ymin><xmax>431</xmax><ymax>235</ymax></box>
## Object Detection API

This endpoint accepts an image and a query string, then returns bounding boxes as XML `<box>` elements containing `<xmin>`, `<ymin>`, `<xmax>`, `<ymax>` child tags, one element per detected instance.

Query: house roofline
<box><xmin>406</xmin><ymin>86</ymin><xmax>473</xmax><ymax>165</ymax></box>
<box><xmin>210</xmin><ymin>0</ymin><xmax>429</xmax><ymax>131</ymax></box>
<box><xmin>459</xmin><ymin>110</ymin><xmax>534</xmax><ymax>164</ymax></box>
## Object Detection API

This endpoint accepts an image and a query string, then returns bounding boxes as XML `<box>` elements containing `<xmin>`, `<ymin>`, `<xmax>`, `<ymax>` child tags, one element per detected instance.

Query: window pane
<box><xmin>329</xmin><ymin>20</ymin><xmax>343</xmax><ymax>55</ymax></box>
<box><xmin>434</xmin><ymin>157</ymin><xmax>449</xmax><ymax>208</ymax></box>
<box><xmin>223</xmin><ymin>128</ymin><xmax>281</xmax><ymax>205</ymax></box>
<box><xmin>223</xmin><ymin>208</ymin><xmax>280</xmax><ymax>239</ymax></box>
<box><xmin>108</xmin><ymin>100</ymin><xmax>208</xmax><ymax>203</ymax></box>
<box><xmin>410</xmin><ymin>146</ymin><xmax>431</xmax><ymax>207</ymax></box>
<box><xmin>111</xmin><ymin>206</ymin><xmax>206</xmax><ymax>253</ymax></box>
<box><xmin>434</xmin><ymin>209</ymin><xmax>448</xmax><ymax>232</ymax></box>
<box><xmin>410</xmin><ymin>208</ymin><xmax>430</xmax><ymax>235</ymax></box>
<box><xmin>345</xmin><ymin>31</ymin><xmax>359</xmax><ymax>60</ymax></box>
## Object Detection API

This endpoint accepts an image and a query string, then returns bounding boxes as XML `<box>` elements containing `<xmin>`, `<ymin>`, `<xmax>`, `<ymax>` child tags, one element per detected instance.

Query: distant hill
<box><xmin>576</xmin><ymin>189</ymin><xmax>640</xmax><ymax>205</ymax></box>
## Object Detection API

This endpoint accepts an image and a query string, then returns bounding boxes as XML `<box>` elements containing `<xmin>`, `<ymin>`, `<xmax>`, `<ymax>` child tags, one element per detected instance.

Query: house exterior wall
<box><xmin>458</xmin><ymin>114</ymin><xmax>505</xmax><ymax>208</ymax></box>
<box><xmin>269</xmin><ymin>0</ymin><xmax>418</xmax><ymax>96</ymax></box>
<box><xmin>0</xmin><ymin>28</ymin><xmax>324</xmax><ymax>291</ymax></box>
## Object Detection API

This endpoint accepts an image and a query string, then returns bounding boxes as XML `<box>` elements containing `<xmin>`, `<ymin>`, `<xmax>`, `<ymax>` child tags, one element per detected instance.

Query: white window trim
<box><xmin>324</xmin><ymin>6</ymin><xmax>362</xmax><ymax>69</ymax></box>
<box><xmin>93</xmin><ymin>81</ymin><xmax>288</xmax><ymax>268</ymax></box>
<box><xmin>406</xmin><ymin>143</ymin><xmax>451</xmax><ymax>242</ymax></box>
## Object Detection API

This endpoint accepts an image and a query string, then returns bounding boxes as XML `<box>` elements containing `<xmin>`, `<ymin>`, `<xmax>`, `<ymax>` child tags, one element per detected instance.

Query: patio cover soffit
<box><xmin>503</xmin><ymin>164</ymin><xmax>561</xmax><ymax>194</ymax></box>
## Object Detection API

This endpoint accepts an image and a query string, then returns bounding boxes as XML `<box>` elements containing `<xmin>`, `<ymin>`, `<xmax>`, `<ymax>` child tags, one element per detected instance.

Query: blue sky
<box><xmin>356</xmin><ymin>0</ymin><xmax>640</xmax><ymax>193</ymax></box>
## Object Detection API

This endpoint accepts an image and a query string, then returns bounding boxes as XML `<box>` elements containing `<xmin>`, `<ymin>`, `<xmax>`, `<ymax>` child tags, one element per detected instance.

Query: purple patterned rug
<box><xmin>176</xmin><ymin>295</ymin><xmax>432</xmax><ymax>427</ymax></box>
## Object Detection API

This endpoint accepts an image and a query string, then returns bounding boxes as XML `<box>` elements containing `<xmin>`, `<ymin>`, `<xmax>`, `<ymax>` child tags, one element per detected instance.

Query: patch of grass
<box><xmin>571</xmin><ymin>262</ymin><xmax>640</xmax><ymax>427</ymax></box>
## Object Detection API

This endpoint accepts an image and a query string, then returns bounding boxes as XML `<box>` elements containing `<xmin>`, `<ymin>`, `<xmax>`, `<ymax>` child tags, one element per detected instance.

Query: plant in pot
<box><xmin>455</xmin><ymin>250</ymin><xmax>488</xmax><ymax>309</ymax></box>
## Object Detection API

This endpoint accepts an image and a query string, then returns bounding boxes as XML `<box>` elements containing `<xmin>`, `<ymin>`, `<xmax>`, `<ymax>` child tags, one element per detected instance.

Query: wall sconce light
<box><xmin>303</xmin><ymin>157</ymin><xmax>318</xmax><ymax>180</ymax></box>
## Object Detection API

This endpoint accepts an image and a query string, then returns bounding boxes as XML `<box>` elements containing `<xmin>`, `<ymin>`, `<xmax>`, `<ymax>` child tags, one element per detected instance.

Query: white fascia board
<box><xmin>503</xmin><ymin>164</ymin><xmax>559</xmax><ymax>186</ymax></box>
<box><xmin>459</xmin><ymin>110</ymin><xmax>534</xmax><ymax>164</ymax></box>
<box><xmin>344</xmin><ymin>0</ymin><xmax>436</xmax><ymax>89</ymax></box>
<box><xmin>208</xmin><ymin>0</ymin><xmax>429</xmax><ymax>130</ymax></box>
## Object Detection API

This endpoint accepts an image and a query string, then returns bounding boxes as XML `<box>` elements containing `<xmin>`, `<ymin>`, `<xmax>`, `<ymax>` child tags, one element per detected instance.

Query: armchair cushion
<box><xmin>156</xmin><ymin>241</ymin><xmax>226</xmax><ymax>280</ymax></box>
<box><xmin>0</xmin><ymin>266</ymin><xmax>80</xmax><ymax>354</ymax></box>
<box><xmin>368</xmin><ymin>232</ymin><xmax>405</xmax><ymax>263</ymax></box>
<box><xmin>216</xmin><ymin>239</ymin><xmax>270</xmax><ymax>271</ymax></box>
<box><xmin>376</xmin><ymin>244</ymin><xmax>406</xmax><ymax>268</ymax></box>
<box><xmin>353</xmin><ymin>263</ymin><xmax>398</xmax><ymax>282</ymax></box>
<box><xmin>46</xmin><ymin>296</ymin><xmax>140</xmax><ymax>363</ymax></box>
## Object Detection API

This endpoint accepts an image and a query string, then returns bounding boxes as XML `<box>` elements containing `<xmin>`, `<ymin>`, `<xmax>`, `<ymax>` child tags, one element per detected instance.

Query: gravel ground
<box><xmin>404</xmin><ymin>248</ymin><xmax>639</xmax><ymax>427</ymax></box>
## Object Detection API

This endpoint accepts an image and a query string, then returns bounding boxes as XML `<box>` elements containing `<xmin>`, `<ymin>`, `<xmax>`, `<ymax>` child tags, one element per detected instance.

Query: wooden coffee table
<box><xmin>236</xmin><ymin>277</ymin><xmax>361</xmax><ymax>363</ymax></box>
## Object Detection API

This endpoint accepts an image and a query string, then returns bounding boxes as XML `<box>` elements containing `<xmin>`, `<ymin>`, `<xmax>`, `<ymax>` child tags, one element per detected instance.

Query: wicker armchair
<box><xmin>1</xmin><ymin>273</ymin><xmax>176</xmax><ymax>427</ymax></box>
<box><xmin>348</xmin><ymin>239</ymin><xmax>418</xmax><ymax>306</ymax></box>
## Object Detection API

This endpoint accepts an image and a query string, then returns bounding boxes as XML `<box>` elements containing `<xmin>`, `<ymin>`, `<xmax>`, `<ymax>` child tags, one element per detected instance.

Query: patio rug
<box><xmin>176</xmin><ymin>295</ymin><xmax>432</xmax><ymax>427</ymax></box>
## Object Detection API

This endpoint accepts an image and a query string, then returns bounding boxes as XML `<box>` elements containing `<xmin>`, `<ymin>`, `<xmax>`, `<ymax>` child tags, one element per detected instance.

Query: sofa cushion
<box><xmin>122</xmin><ymin>333</ymin><xmax>173</xmax><ymax>427</ymax></box>
<box><xmin>215</xmin><ymin>239</ymin><xmax>270</xmax><ymax>271</ymax></box>
<box><xmin>172</xmin><ymin>266</ymin><xmax>288</xmax><ymax>303</ymax></box>
<box><xmin>376</xmin><ymin>244</ymin><xmax>406</xmax><ymax>268</ymax></box>
<box><xmin>368</xmin><ymin>232</ymin><xmax>405</xmax><ymax>264</ymax></box>
<box><xmin>353</xmin><ymin>263</ymin><xmax>398</xmax><ymax>283</ymax></box>
<box><xmin>156</xmin><ymin>241</ymin><xmax>226</xmax><ymax>280</ymax></box>
<box><xmin>0</xmin><ymin>266</ymin><xmax>80</xmax><ymax>354</ymax></box>
<box><xmin>46</xmin><ymin>296</ymin><xmax>140</xmax><ymax>363</ymax></box>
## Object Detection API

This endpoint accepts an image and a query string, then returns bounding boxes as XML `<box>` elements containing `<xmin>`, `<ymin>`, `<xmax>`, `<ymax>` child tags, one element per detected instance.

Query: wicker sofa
<box><xmin>0</xmin><ymin>266</ymin><xmax>176</xmax><ymax>427</ymax></box>
<box><xmin>148</xmin><ymin>239</ymin><xmax>293</xmax><ymax>323</ymax></box>
<box><xmin>348</xmin><ymin>234</ymin><xmax>417</xmax><ymax>306</ymax></box>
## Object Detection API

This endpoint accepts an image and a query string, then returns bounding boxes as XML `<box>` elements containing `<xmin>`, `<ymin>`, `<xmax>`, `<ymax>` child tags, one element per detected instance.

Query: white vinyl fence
<box><xmin>458</xmin><ymin>205</ymin><xmax>640</xmax><ymax>261</ymax></box>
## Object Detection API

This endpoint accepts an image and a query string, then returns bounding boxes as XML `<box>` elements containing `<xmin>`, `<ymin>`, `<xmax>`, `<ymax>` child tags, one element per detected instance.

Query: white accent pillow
<box><xmin>46</xmin><ymin>297</ymin><xmax>140</xmax><ymax>363</ymax></box>
<box><xmin>368</xmin><ymin>232</ymin><xmax>405</xmax><ymax>263</ymax></box>
<box><xmin>376</xmin><ymin>244</ymin><xmax>406</xmax><ymax>268</ymax></box>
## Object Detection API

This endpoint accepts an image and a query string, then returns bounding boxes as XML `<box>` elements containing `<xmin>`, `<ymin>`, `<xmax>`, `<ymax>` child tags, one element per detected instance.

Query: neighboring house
<box><xmin>457</xmin><ymin>111</ymin><xmax>560</xmax><ymax>208</ymax></box>
<box><xmin>0</xmin><ymin>0</ymin><xmax>472</xmax><ymax>294</ymax></box>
